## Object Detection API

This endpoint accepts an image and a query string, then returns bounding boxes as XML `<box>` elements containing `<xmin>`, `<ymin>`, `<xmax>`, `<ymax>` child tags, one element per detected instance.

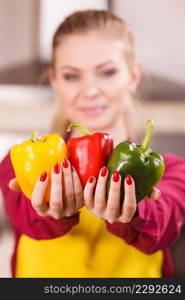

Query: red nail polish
<box><xmin>54</xmin><ymin>163</ymin><xmax>60</xmax><ymax>174</ymax></box>
<box><xmin>101</xmin><ymin>166</ymin><xmax>107</xmax><ymax>177</ymax></box>
<box><xmin>40</xmin><ymin>172</ymin><xmax>47</xmax><ymax>182</ymax></box>
<box><xmin>62</xmin><ymin>158</ymin><xmax>69</xmax><ymax>168</ymax></box>
<box><xmin>113</xmin><ymin>170</ymin><xmax>120</xmax><ymax>182</ymax></box>
<box><xmin>89</xmin><ymin>176</ymin><xmax>94</xmax><ymax>183</ymax></box>
<box><xmin>126</xmin><ymin>175</ymin><xmax>132</xmax><ymax>185</ymax></box>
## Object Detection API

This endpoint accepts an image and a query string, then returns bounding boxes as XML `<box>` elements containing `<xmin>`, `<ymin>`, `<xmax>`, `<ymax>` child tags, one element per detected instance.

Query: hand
<box><xmin>84</xmin><ymin>166</ymin><xmax>161</xmax><ymax>224</ymax></box>
<box><xmin>9</xmin><ymin>159</ymin><xmax>84</xmax><ymax>219</ymax></box>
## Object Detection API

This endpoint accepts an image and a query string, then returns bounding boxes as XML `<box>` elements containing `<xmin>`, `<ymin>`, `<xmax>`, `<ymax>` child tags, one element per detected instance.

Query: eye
<box><xmin>101</xmin><ymin>68</ymin><xmax>117</xmax><ymax>77</ymax></box>
<box><xmin>63</xmin><ymin>73</ymin><xmax>80</xmax><ymax>81</ymax></box>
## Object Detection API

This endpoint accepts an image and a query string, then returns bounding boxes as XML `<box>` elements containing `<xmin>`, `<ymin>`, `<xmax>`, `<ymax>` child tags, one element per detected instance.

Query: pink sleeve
<box><xmin>0</xmin><ymin>152</ymin><xmax>79</xmax><ymax>240</ymax></box>
<box><xmin>106</xmin><ymin>153</ymin><xmax>185</xmax><ymax>254</ymax></box>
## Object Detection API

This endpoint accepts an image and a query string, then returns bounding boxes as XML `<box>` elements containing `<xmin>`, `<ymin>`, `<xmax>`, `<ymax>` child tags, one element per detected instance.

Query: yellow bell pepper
<box><xmin>10</xmin><ymin>130</ymin><xmax>67</xmax><ymax>202</ymax></box>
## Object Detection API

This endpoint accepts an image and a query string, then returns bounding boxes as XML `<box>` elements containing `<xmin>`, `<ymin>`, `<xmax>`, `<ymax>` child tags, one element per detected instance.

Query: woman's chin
<box><xmin>77</xmin><ymin>111</ymin><xmax>116</xmax><ymax>131</ymax></box>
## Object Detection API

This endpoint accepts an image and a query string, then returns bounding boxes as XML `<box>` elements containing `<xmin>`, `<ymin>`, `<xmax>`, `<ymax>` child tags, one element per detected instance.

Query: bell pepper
<box><xmin>106</xmin><ymin>120</ymin><xmax>165</xmax><ymax>203</ymax></box>
<box><xmin>10</xmin><ymin>131</ymin><xmax>67</xmax><ymax>202</ymax></box>
<box><xmin>67</xmin><ymin>123</ymin><xmax>114</xmax><ymax>187</ymax></box>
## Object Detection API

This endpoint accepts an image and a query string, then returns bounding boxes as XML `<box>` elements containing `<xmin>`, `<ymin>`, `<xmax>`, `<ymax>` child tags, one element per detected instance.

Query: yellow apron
<box><xmin>16</xmin><ymin>207</ymin><xmax>163</xmax><ymax>277</ymax></box>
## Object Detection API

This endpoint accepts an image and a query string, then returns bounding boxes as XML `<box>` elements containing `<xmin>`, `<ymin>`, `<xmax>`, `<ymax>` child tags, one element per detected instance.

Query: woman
<box><xmin>0</xmin><ymin>10</ymin><xmax>185</xmax><ymax>278</ymax></box>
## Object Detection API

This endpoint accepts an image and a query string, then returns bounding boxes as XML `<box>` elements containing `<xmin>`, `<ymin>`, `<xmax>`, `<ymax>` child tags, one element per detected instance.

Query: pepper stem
<box><xmin>67</xmin><ymin>123</ymin><xmax>91</xmax><ymax>136</ymax></box>
<box><xmin>141</xmin><ymin>120</ymin><xmax>154</xmax><ymax>152</ymax></box>
<box><xmin>31</xmin><ymin>130</ymin><xmax>39</xmax><ymax>142</ymax></box>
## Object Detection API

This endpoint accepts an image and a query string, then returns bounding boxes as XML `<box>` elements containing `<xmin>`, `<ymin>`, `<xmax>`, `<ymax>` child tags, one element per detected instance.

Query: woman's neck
<box><xmin>70</xmin><ymin>117</ymin><xmax>128</xmax><ymax>147</ymax></box>
<box><xmin>99</xmin><ymin>118</ymin><xmax>127</xmax><ymax>147</ymax></box>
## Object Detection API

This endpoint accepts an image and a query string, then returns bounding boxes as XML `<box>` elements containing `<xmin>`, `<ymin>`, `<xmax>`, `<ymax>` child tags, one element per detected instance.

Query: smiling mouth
<box><xmin>78</xmin><ymin>105</ymin><xmax>108</xmax><ymax>116</ymax></box>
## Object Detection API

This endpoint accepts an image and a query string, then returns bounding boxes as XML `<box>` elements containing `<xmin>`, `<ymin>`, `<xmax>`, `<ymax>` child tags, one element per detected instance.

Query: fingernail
<box><xmin>101</xmin><ymin>166</ymin><xmax>107</xmax><ymax>177</ymax></box>
<box><xmin>40</xmin><ymin>172</ymin><xmax>47</xmax><ymax>182</ymax></box>
<box><xmin>54</xmin><ymin>163</ymin><xmax>60</xmax><ymax>174</ymax></box>
<box><xmin>113</xmin><ymin>170</ymin><xmax>120</xmax><ymax>182</ymax></box>
<box><xmin>155</xmin><ymin>188</ymin><xmax>161</xmax><ymax>197</ymax></box>
<box><xmin>126</xmin><ymin>175</ymin><xmax>132</xmax><ymax>185</ymax></box>
<box><xmin>89</xmin><ymin>176</ymin><xmax>94</xmax><ymax>183</ymax></box>
<box><xmin>62</xmin><ymin>158</ymin><xmax>69</xmax><ymax>168</ymax></box>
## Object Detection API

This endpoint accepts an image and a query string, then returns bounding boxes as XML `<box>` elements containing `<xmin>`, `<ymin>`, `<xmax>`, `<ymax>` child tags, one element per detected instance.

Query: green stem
<box><xmin>31</xmin><ymin>130</ymin><xmax>40</xmax><ymax>142</ymax></box>
<box><xmin>141</xmin><ymin>120</ymin><xmax>154</xmax><ymax>152</ymax></box>
<box><xmin>67</xmin><ymin>123</ymin><xmax>91</xmax><ymax>136</ymax></box>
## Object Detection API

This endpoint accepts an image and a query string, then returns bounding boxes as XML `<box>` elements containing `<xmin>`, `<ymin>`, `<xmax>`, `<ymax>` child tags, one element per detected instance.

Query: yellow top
<box><xmin>15</xmin><ymin>207</ymin><xmax>163</xmax><ymax>277</ymax></box>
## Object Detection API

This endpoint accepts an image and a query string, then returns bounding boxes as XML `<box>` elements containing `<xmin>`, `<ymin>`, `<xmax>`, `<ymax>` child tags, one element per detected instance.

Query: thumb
<box><xmin>150</xmin><ymin>187</ymin><xmax>161</xmax><ymax>200</ymax></box>
<box><xmin>8</xmin><ymin>178</ymin><xmax>21</xmax><ymax>192</ymax></box>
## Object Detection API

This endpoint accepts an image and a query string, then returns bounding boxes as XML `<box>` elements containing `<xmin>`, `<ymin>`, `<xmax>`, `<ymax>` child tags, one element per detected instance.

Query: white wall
<box><xmin>39</xmin><ymin>0</ymin><xmax>108</xmax><ymax>62</ymax></box>
<box><xmin>111</xmin><ymin>0</ymin><xmax>185</xmax><ymax>84</ymax></box>
<box><xmin>0</xmin><ymin>0</ymin><xmax>39</xmax><ymax>69</ymax></box>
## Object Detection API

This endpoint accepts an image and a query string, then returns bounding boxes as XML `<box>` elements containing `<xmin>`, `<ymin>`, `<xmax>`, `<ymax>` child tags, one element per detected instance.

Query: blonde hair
<box><xmin>50</xmin><ymin>9</ymin><xmax>144</xmax><ymax>141</ymax></box>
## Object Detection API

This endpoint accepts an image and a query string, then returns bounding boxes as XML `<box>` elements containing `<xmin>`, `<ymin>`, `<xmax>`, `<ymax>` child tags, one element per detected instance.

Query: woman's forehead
<box><xmin>55</xmin><ymin>33</ymin><xmax>125</xmax><ymax>68</ymax></box>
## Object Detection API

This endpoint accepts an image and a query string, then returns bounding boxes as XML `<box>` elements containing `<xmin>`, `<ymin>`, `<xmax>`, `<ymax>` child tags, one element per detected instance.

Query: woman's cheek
<box><xmin>104</xmin><ymin>74</ymin><xmax>128</xmax><ymax>95</ymax></box>
<box><xmin>59</xmin><ymin>86</ymin><xmax>77</xmax><ymax>104</ymax></box>
<box><xmin>106</xmin><ymin>84</ymin><xmax>127</xmax><ymax>106</ymax></box>
<box><xmin>115</xmin><ymin>80</ymin><xmax>129</xmax><ymax>99</ymax></box>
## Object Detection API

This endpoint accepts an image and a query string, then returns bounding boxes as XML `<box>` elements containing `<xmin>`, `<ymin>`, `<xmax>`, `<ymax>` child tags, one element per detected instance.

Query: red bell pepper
<box><xmin>67</xmin><ymin>123</ymin><xmax>114</xmax><ymax>187</ymax></box>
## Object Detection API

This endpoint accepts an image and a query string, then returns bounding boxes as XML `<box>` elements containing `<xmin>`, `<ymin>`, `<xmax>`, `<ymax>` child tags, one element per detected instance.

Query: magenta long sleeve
<box><xmin>0</xmin><ymin>152</ymin><xmax>79</xmax><ymax>240</ymax></box>
<box><xmin>106</xmin><ymin>153</ymin><xmax>185</xmax><ymax>254</ymax></box>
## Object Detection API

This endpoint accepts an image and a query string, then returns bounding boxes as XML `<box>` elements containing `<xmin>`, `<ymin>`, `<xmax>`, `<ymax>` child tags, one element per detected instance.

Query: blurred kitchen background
<box><xmin>0</xmin><ymin>0</ymin><xmax>185</xmax><ymax>277</ymax></box>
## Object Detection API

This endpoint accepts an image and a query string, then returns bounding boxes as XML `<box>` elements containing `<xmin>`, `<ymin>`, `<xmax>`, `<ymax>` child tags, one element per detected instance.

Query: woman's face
<box><xmin>50</xmin><ymin>30</ymin><xmax>140</xmax><ymax>131</ymax></box>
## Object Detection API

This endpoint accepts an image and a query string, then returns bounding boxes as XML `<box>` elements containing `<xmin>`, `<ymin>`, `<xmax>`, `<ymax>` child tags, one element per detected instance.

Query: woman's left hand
<box><xmin>84</xmin><ymin>166</ymin><xmax>161</xmax><ymax>224</ymax></box>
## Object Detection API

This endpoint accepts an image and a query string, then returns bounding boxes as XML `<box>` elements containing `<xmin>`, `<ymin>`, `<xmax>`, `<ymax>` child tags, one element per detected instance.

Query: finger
<box><xmin>149</xmin><ymin>187</ymin><xmax>161</xmax><ymax>200</ymax></box>
<box><xmin>119</xmin><ymin>175</ymin><xmax>137</xmax><ymax>223</ymax></box>
<box><xmin>71</xmin><ymin>166</ymin><xmax>84</xmax><ymax>210</ymax></box>
<box><xmin>84</xmin><ymin>176</ymin><xmax>96</xmax><ymax>210</ymax></box>
<box><xmin>48</xmin><ymin>163</ymin><xmax>63</xmax><ymax>219</ymax></box>
<box><xmin>8</xmin><ymin>178</ymin><xmax>21</xmax><ymax>192</ymax></box>
<box><xmin>61</xmin><ymin>159</ymin><xmax>76</xmax><ymax>216</ymax></box>
<box><xmin>105</xmin><ymin>170</ymin><xmax>121</xmax><ymax>224</ymax></box>
<box><xmin>93</xmin><ymin>167</ymin><xmax>108</xmax><ymax>217</ymax></box>
<box><xmin>31</xmin><ymin>172</ymin><xmax>49</xmax><ymax>216</ymax></box>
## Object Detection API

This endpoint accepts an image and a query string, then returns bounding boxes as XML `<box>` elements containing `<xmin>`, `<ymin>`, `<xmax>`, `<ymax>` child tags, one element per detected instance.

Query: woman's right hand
<box><xmin>9</xmin><ymin>159</ymin><xmax>84</xmax><ymax>219</ymax></box>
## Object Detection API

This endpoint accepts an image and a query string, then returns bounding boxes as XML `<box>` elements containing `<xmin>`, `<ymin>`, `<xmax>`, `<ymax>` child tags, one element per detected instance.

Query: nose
<box><xmin>80</xmin><ymin>76</ymin><xmax>100</xmax><ymax>99</ymax></box>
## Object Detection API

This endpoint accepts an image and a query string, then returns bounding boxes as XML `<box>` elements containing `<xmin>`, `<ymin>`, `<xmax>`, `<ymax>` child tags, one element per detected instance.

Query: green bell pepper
<box><xmin>106</xmin><ymin>120</ymin><xmax>165</xmax><ymax>203</ymax></box>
